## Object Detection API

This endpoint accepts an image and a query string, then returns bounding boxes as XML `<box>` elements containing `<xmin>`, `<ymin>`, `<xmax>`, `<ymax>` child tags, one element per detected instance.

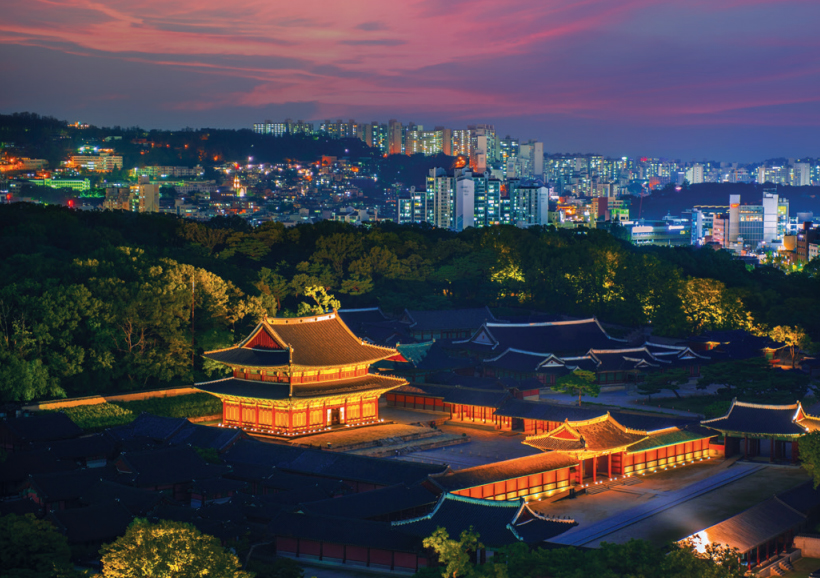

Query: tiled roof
<box><xmin>399</xmin><ymin>342</ymin><xmax>476</xmax><ymax>372</ymax></box>
<box><xmin>393</xmin><ymin>494</ymin><xmax>524</xmax><ymax>547</ymax></box>
<box><xmin>271</xmin><ymin>511</ymin><xmax>423</xmax><ymax>552</ymax></box>
<box><xmin>167</xmin><ymin>422</ymin><xmax>243</xmax><ymax>452</ymax></box>
<box><xmin>587</xmin><ymin>348</ymin><xmax>665</xmax><ymax>372</ymax></box>
<box><xmin>685</xmin><ymin>497</ymin><xmax>805</xmax><ymax>553</ymax></box>
<box><xmin>27</xmin><ymin>466</ymin><xmax>117</xmax><ymax>503</ymax></box>
<box><xmin>205</xmin><ymin>312</ymin><xmax>398</xmax><ymax>370</ymax></box>
<box><xmin>627</xmin><ymin>427</ymin><xmax>715</xmax><ymax>453</ymax></box>
<box><xmin>494</xmin><ymin>399</ymin><xmax>602</xmax><ymax>422</ymax></box>
<box><xmin>338</xmin><ymin>307</ymin><xmax>389</xmax><ymax>327</ymax></box>
<box><xmin>393</xmin><ymin>493</ymin><xmax>575</xmax><ymax>547</ymax></box>
<box><xmin>461</xmin><ymin>318</ymin><xmax>625</xmax><ymax>356</ymax></box>
<box><xmin>106</xmin><ymin>412</ymin><xmax>188</xmax><ymax>442</ymax></box>
<box><xmin>266</xmin><ymin>313</ymin><xmax>397</xmax><ymax>367</ymax></box>
<box><xmin>404</xmin><ymin>307</ymin><xmax>497</xmax><ymax>331</ymax></box>
<box><xmin>203</xmin><ymin>348</ymin><xmax>289</xmax><ymax>367</ymax></box>
<box><xmin>483</xmin><ymin>349</ymin><xmax>549</xmax><ymax>372</ymax></box>
<box><xmin>398</xmin><ymin>383</ymin><xmax>510</xmax><ymax>408</ymax></box>
<box><xmin>195</xmin><ymin>374</ymin><xmax>405</xmax><ymax>401</ymax></box>
<box><xmin>688</xmin><ymin>330</ymin><xmax>780</xmax><ymax>360</ymax></box>
<box><xmin>28</xmin><ymin>468</ymin><xmax>116</xmax><ymax>502</ymax></box>
<box><xmin>0</xmin><ymin>450</ymin><xmax>75</xmax><ymax>486</ymax></box>
<box><xmin>49</xmin><ymin>500</ymin><xmax>134</xmax><ymax>544</ymax></box>
<box><xmin>223</xmin><ymin>439</ymin><xmax>448</xmax><ymax>486</ymax></box>
<box><xmin>701</xmin><ymin>400</ymin><xmax>806</xmax><ymax>436</ymax></box>
<box><xmin>36</xmin><ymin>433</ymin><xmax>117</xmax><ymax>461</ymax></box>
<box><xmin>608</xmin><ymin>411</ymin><xmax>698</xmax><ymax>433</ymax></box>
<box><xmin>426</xmin><ymin>372</ymin><xmax>506</xmax><ymax>390</ymax></box>
<box><xmin>523</xmin><ymin>414</ymin><xmax>646</xmax><ymax>453</ymax></box>
<box><xmin>118</xmin><ymin>445</ymin><xmax>228</xmax><ymax>487</ymax></box>
<box><xmin>299</xmin><ymin>483</ymin><xmax>438</xmax><ymax>520</ymax></box>
<box><xmin>80</xmin><ymin>479</ymin><xmax>163</xmax><ymax>515</ymax></box>
<box><xmin>432</xmin><ymin>453</ymin><xmax>578</xmax><ymax>492</ymax></box>
<box><xmin>776</xmin><ymin>481</ymin><xmax>820</xmax><ymax>515</ymax></box>
<box><xmin>2</xmin><ymin>413</ymin><xmax>82</xmax><ymax>443</ymax></box>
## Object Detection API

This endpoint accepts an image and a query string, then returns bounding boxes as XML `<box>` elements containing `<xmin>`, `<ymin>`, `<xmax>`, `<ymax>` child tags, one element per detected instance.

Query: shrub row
<box><xmin>51</xmin><ymin>393</ymin><xmax>222</xmax><ymax>431</ymax></box>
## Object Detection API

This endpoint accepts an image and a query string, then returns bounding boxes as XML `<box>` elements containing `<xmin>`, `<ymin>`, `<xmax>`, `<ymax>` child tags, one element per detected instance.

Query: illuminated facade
<box><xmin>196</xmin><ymin>312</ymin><xmax>407</xmax><ymax>436</ymax></box>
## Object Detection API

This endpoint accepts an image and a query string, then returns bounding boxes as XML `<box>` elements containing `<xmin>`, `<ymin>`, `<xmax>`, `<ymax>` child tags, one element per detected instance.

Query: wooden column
<box><xmin>592</xmin><ymin>456</ymin><xmax>597</xmax><ymax>483</ymax></box>
<box><xmin>608</xmin><ymin>454</ymin><xmax>612</xmax><ymax>479</ymax></box>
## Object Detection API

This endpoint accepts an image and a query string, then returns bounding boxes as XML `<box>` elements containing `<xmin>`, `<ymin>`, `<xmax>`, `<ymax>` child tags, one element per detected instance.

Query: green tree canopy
<box><xmin>99</xmin><ymin>519</ymin><xmax>252</xmax><ymax>578</ymax></box>
<box><xmin>638</xmin><ymin>368</ymin><xmax>690</xmax><ymax>401</ymax></box>
<box><xmin>0</xmin><ymin>513</ymin><xmax>83</xmax><ymax>578</ymax></box>
<box><xmin>554</xmin><ymin>369</ymin><xmax>600</xmax><ymax>406</ymax></box>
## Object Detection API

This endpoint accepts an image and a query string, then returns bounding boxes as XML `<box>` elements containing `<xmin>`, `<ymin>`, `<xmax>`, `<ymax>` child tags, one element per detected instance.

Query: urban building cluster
<box><xmin>1</xmin><ymin>125</ymin><xmax>819</xmax><ymax>267</ymax></box>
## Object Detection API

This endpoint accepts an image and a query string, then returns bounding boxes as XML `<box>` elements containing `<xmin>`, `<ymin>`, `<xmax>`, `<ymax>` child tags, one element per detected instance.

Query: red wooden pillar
<box><xmin>608</xmin><ymin>454</ymin><xmax>612</xmax><ymax>479</ymax></box>
<box><xmin>592</xmin><ymin>456</ymin><xmax>597</xmax><ymax>483</ymax></box>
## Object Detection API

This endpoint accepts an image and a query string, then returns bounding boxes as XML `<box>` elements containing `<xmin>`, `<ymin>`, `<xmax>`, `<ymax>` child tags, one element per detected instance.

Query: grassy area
<box><xmin>789</xmin><ymin>557</ymin><xmax>820</xmax><ymax>578</ymax></box>
<box><xmin>50</xmin><ymin>393</ymin><xmax>222</xmax><ymax>431</ymax></box>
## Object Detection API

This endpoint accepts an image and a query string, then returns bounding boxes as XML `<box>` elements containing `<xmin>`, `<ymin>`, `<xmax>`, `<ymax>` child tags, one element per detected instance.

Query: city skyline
<box><xmin>2</xmin><ymin>1</ymin><xmax>820</xmax><ymax>160</ymax></box>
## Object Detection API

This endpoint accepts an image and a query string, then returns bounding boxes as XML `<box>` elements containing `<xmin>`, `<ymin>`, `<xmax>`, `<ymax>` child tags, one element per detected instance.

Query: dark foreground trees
<box><xmin>416</xmin><ymin>527</ymin><xmax>744</xmax><ymax>578</ymax></box>
<box><xmin>0</xmin><ymin>513</ymin><xmax>84</xmax><ymax>578</ymax></box>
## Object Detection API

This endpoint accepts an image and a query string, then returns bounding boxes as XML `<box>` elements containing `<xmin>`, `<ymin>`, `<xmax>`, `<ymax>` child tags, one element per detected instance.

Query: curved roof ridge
<box><xmin>734</xmin><ymin>400</ymin><xmax>798</xmax><ymax>410</ymax></box>
<box><xmin>194</xmin><ymin>376</ymin><xmax>251</xmax><ymax>385</ymax></box>
<box><xmin>485</xmin><ymin>318</ymin><xmax>598</xmax><ymax>328</ymax></box>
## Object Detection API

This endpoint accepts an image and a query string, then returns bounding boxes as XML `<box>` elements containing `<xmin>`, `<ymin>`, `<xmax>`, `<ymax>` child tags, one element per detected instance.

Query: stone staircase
<box><xmin>767</xmin><ymin>558</ymin><xmax>794</xmax><ymax>576</ymax></box>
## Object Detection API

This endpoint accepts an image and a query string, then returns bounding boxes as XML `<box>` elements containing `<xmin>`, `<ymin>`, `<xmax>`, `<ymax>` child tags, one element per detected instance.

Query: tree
<box><xmin>697</xmin><ymin>357</ymin><xmax>810</xmax><ymax>401</ymax></box>
<box><xmin>0</xmin><ymin>513</ymin><xmax>82</xmax><ymax>578</ymax></box>
<box><xmin>770</xmin><ymin>325</ymin><xmax>810</xmax><ymax>369</ymax></box>
<box><xmin>638</xmin><ymin>368</ymin><xmax>690</xmax><ymax>401</ymax></box>
<box><xmin>296</xmin><ymin>286</ymin><xmax>341</xmax><ymax>316</ymax></box>
<box><xmin>554</xmin><ymin>369</ymin><xmax>599</xmax><ymax>406</ymax></box>
<box><xmin>99</xmin><ymin>519</ymin><xmax>252</xmax><ymax>578</ymax></box>
<box><xmin>422</xmin><ymin>527</ymin><xmax>482</xmax><ymax>578</ymax></box>
<box><xmin>799</xmin><ymin>431</ymin><xmax>820</xmax><ymax>488</ymax></box>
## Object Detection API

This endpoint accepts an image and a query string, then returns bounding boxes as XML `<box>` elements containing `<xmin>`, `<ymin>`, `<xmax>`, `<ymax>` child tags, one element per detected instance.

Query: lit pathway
<box><xmin>550</xmin><ymin>462</ymin><xmax>764</xmax><ymax>547</ymax></box>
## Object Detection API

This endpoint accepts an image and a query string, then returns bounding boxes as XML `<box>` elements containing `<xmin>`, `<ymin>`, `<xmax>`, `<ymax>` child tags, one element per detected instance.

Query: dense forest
<box><xmin>1</xmin><ymin>204</ymin><xmax>818</xmax><ymax>403</ymax></box>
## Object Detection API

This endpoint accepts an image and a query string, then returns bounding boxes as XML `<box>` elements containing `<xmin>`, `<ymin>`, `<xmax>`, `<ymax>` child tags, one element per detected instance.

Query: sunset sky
<box><xmin>2</xmin><ymin>0</ymin><xmax>819</xmax><ymax>159</ymax></box>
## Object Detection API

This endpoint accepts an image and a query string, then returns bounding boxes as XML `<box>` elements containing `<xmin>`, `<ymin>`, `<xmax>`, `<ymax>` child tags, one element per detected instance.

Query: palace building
<box><xmin>195</xmin><ymin>312</ymin><xmax>407</xmax><ymax>436</ymax></box>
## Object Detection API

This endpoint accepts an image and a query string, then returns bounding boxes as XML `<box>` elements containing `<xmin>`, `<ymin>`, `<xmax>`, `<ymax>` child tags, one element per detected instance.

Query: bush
<box><xmin>53</xmin><ymin>403</ymin><xmax>134</xmax><ymax>431</ymax></box>
<box><xmin>53</xmin><ymin>393</ymin><xmax>222</xmax><ymax>431</ymax></box>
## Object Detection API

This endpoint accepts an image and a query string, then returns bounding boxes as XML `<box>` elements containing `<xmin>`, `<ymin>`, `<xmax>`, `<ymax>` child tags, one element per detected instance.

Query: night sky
<box><xmin>2</xmin><ymin>0</ymin><xmax>819</xmax><ymax>160</ymax></box>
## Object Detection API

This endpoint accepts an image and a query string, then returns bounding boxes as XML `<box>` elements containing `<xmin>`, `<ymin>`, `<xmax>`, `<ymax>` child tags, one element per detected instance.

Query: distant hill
<box><xmin>625</xmin><ymin>183</ymin><xmax>820</xmax><ymax>220</ymax></box>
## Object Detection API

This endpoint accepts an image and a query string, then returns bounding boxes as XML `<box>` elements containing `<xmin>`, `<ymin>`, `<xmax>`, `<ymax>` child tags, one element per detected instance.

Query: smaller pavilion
<box><xmin>522</xmin><ymin>413</ymin><xmax>715</xmax><ymax>483</ymax></box>
<box><xmin>522</xmin><ymin>413</ymin><xmax>646</xmax><ymax>484</ymax></box>
<box><xmin>701</xmin><ymin>399</ymin><xmax>820</xmax><ymax>462</ymax></box>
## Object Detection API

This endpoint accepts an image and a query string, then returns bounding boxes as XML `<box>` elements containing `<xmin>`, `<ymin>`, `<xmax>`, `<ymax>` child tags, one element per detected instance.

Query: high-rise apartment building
<box><xmin>253</xmin><ymin>119</ymin><xmax>313</xmax><ymax>135</ymax></box>
<box><xmin>426</xmin><ymin>167</ymin><xmax>454</xmax><ymax>228</ymax></box>
<box><xmin>133</xmin><ymin>176</ymin><xmax>159</xmax><ymax>213</ymax></box>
